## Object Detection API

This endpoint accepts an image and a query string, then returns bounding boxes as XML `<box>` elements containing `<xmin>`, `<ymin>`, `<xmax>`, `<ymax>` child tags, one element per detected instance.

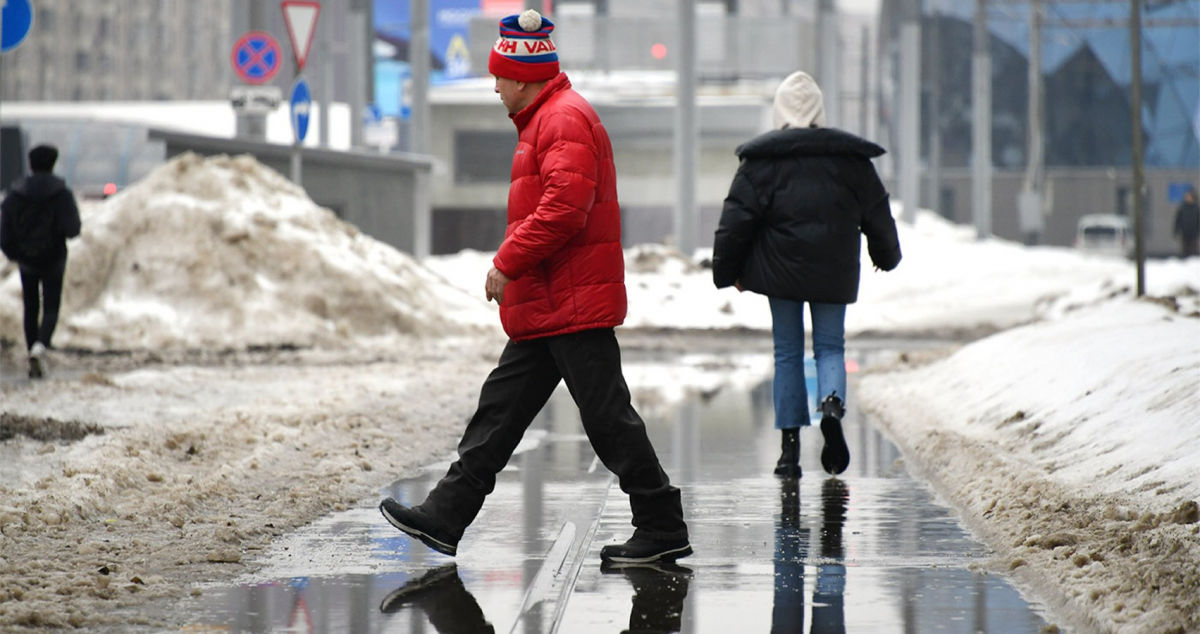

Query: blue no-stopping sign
<box><xmin>231</xmin><ymin>31</ymin><xmax>282</xmax><ymax>85</ymax></box>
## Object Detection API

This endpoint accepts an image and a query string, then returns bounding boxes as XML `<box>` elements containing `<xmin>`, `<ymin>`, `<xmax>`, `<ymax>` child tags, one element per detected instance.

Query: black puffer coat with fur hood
<box><xmin>712</xmin><ymin>127</ymin><xmax>901</xmax><ymax>304</ymax></box>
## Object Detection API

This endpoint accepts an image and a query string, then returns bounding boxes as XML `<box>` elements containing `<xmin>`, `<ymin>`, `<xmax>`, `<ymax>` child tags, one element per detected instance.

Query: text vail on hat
<box><xmin>772</xmin><ymin>71</ymin><xmax>826</xmax><ymax>130</ymax></box>
<box><xmin>488</xmin><ymin>9</ymin><xmax>560</xmax><ymax>83</ymax></box>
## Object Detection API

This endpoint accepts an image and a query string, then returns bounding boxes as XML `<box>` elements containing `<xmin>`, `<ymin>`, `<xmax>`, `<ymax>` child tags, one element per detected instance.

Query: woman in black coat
<box><xmin>713</xmin><ymin>71</ymin><xmax>901</xmax><ymax>478</ymax></box>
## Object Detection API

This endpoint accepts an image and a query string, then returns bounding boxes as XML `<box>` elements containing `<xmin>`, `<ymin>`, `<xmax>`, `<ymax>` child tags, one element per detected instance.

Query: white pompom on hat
<box><xmin>772</xmin><ymin>71</ymin><xmax>826</xmax><ymax>130</ymax></box>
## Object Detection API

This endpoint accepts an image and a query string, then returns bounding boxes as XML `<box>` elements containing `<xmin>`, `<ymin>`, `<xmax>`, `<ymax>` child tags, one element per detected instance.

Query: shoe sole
<box><xmin>600</xmin><ymin>543</ymin><xmax>693</xmax><ymax>564</ymax></box>
<box><xmin>379</xmin><ymin>503</ymin><xmax>457</xmax><ymax>557</ymax></box>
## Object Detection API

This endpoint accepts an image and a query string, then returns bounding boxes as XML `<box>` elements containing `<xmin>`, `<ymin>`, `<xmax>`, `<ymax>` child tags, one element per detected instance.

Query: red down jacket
<box><xmin>493</xmin><ymin>73</ymin><xmax>626</xmax><ymax>341</ymax></box>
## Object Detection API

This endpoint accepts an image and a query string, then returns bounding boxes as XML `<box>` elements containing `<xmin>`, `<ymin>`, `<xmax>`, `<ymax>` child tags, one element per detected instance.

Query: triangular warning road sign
<box><xmin>281</xmin><ymin>0</ymin><xmax>321</xmax><ymax>71</ymax></box>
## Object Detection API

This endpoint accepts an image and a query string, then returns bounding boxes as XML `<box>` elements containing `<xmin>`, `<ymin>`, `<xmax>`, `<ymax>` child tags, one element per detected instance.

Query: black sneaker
<box><xmin>600</xmin><ymin>534</ymin><xmax>692</xmax><ymax>564</ymax></box>
<box><xmin>379</xmin><ymin>498</ymin><xmax>458</xmax><ymax>557</ymax></box>
<box><xmin>819</xmin><ymin>393</ymin><xmax>849</xmax><ymax>475</ymax></box>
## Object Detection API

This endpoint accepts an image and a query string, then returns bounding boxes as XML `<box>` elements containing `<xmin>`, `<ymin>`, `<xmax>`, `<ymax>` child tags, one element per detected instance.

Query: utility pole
<box><xmin>816</xmin><ymin>0</ymin><xmax>841</xmax><ymax>127</ymax></box>
<box><xmin>972</xmin><ymin>0</ymin><xmax>993</xmax><ymax>240</ymax></box>
<box><xmin>410</xmin><ymin>0</ymin><xmax>432</xmax><ymax>258</ymax></box>
<box><xmin>1019</xmin><ymin>0</ymin><xmax>1045</xmax><ymax>245</ymax></box>
<box><xmin>236</xmin><ymin>2</ymin><xmax>269</xmax><ymax>141</ymax></box>
<box><xmin>898</xmin><ymin>0</ymin><xmax>921</xmax><ymax>224</ymax></box>
<box><xmin>859</xmin><ymin>24</ymin><xmax>870</xmax><ymax>138</ymax></box>
<box><xmin>928</xmin><ymin>4</ymin><xmax>943</xmax><ymax>215</ymax></box>
<box><xmin>674</xmin><ymin>0</ymin><xmax>698</xmax><ymax>257</ymax></box>
<box><xmin>1131</xmin><ymin>0</ymin><xmax>1146</xmax><ymax>296</ymax></box>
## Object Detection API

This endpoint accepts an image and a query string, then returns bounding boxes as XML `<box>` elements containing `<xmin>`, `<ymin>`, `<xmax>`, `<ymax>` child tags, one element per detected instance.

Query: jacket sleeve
<box><xmin>854</xmin><ymin>159</ymin><xmax>901</xmax><ymax>271</ymax></box>
<box><xmin>712</xmin><ymin>159</ymin><xmax>762</xmax><ymax>288</ymax></box>
<box><xmin>0</xmin><ymin>193</ymin><xmax>18</xmax><ymax>261</ymax></box>
<box><xmin>56</xmin><ymin>189</ymin><xmax>82</xmax><ymax>239</ymax></box>
<box><xmin>494</xmin><ymin>111</ymin><xmax>596</xmax><ymax>279</ymax></box>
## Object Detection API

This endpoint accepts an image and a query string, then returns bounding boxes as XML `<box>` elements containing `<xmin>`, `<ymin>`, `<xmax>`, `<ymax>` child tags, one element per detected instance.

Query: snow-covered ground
<box><xmin>1</xmin><ymin>153</ymin><xmax>1197</xmax><ymax>631</ymax></box>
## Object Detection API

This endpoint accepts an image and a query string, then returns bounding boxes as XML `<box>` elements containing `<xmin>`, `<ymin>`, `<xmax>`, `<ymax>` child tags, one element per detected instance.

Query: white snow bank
<box><xmin>0</xmin><ymin>153</ymin><xmax>492</xmax><ymax>350</ymax></box>
<box><xmin>425</xmin><ymin>210</ymin><xmax>1198</xmax><ymax>337</ymax></box>
<box><xmin>859</xmin><ymin>297</ymin><xmax>1200</xmax><ymax>632</ymax></box>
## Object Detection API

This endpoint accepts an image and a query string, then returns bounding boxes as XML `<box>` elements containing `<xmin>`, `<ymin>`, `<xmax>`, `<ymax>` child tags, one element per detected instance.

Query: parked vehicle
<box><xmin>1075</xmin><ymin>214</ymin><xmax>1132</xmax><ymax>258</ymax></box>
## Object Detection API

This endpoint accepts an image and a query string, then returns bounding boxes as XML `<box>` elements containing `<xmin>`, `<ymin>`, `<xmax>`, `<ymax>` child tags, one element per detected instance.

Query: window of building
<box><xmin>454</xmin><ymin>130</ymin><xmax>517</xmax><ymax>184</ymax></box>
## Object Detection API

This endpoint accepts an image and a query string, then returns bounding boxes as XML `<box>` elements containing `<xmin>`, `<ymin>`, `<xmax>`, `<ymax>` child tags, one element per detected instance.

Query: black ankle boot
<box><xmin>773</xmin><ymin>428</ymin><xmax>801</xmax><ymax>478</ymax></box>
<box><xmin>819</xmin><ymin>392</ymin><xmax>849</xmax><ymax>475</ymax></box>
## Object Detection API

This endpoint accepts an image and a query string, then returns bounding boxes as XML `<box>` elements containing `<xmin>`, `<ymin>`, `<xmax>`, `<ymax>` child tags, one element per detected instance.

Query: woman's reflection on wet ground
<box><xmin>773</xmin><ymin>476</ymin><xmax>849</xmax><ymax>634</ymax></box>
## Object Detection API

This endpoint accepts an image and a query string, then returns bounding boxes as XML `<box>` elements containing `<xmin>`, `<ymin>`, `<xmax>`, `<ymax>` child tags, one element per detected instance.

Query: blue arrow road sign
<box><xmin>1</xmin><ymin>0</ymin><xmax>34</xmax><ymax>53</ymax></box>
<box><xmin>290</xmin><ymin>78</ymin><xmax>312</xmax><ymax>143</ymax></box>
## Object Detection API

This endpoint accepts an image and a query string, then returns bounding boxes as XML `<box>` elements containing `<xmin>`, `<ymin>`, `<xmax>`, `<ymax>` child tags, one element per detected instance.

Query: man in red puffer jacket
<box><xmin>380</xmin><ymin>10</ymin><xmax>691</xmax><ymax>567</ymax></box>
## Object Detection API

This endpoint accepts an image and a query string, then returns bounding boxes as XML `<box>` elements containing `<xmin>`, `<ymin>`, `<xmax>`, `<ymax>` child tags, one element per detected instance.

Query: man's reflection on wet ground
<box><xmin>379</xmin><ymin>563</ymin><xmax>495</xmax><ymax>634</ymax></box>
<box><xmin>773</xmin><ymin>477</ymin><xmax>849</xmax><ymax>634</ymax></box>
<box><xmin>601</xmin><ymin>560</ymin><xmax>693</xmax><ymax>633</ymax></box>
<box><xmin>379</xmin><ymin>560</ymin><xmax>693</xmax><ymax>633</ymax></box>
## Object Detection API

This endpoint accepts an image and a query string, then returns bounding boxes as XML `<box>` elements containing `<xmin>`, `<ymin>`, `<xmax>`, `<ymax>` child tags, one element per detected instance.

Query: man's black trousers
<box><xmin>421</xmin><ymin>327</ymin><xmax>687</xmax><ymax>542</ymax></box>
<box><xmin>19</xmin><ymin>259</ymin><xmax>66</xmax><ymax>351</ymax></box>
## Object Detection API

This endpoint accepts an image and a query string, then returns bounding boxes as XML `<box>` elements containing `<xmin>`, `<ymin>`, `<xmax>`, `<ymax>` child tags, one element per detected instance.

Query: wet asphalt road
<box><xmin>182</xmin><ymin>345</ymin><xmax>1051</xmax><ymax>633</ymax></box>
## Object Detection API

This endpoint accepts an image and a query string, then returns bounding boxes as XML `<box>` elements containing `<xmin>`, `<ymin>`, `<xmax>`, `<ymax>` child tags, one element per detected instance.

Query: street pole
<box><xmin>1019</xmin><ymin>0</ymin><xmax>1045</xmax><ymax>245</ymax></box>
<box><xmin>972</xmin><ymin>0</ymin><xmax>993</xmax><ymax>240</ymax></box>
<box><xmin>410</xmin><ymin>0</ymin><xmax>430</xmax><ymax>154</ymax></box>
<box><xmin>816</xmin><ymin>0</ymin><xmax>841</xmax><ymax>127</ymax></box>
<box><xmin>319</xmin><ymin>0</ymin><xmax>333</xmax><ymax>148</ymax></box>
<box><xmin>1131</xmin><ymin>0</ymin><xmax>1146</xmax><ymax>296</ymax></box>
<box><xmin>674</xmin><ymin>0</ymin><xmax>697</xmax><ymax>257</ymax></box>
<box><xmin>410</xmin><ymin>0</ymin><xmax>432</xmax><ymax>258</ymax></box>
<box><xmin>929</xmin><ymin>6</ymin><xmax>943</xmax><ymax>215</ymax></box>
<box><xmin>898</xmin><ymin>0</ymin><xmax>920</xmax><ymax>224</ymax></box>
<box><xmin>291</xmin><ymin>143</ymin><xmax>302</xmax><ymax>185</ymax></box>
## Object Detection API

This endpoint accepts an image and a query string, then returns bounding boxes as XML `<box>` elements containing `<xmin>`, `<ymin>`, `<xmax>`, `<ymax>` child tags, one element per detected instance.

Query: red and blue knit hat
<box><xmin>488</xmin><ymin>10</ymin><xmax>559</xmax><ymax>83</ymax></box>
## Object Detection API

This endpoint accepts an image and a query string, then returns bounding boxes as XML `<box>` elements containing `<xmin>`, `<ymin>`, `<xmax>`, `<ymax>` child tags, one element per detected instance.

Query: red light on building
<box><xmin>651</xmin><ymin>43</ymin><xmax>667</xmax><ymax>60</ymax></box>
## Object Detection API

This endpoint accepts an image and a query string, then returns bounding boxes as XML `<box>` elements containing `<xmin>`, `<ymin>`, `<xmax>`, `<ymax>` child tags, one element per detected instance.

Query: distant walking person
<box><xmin>380</xmin><ymin>10</ymin><xmax>691</xmax><ymax>565</ymax></box>
<box><xmin>712</xmin><ymin>71</ymin><xmax>901</xmax><ymax>478</ymax></box>
<box><xmin>1173</xmin><ymin>187</ymin><xmax>1199</xmax><ymax>258</ymax></box>
<box><xmin>0</xmin><ymin>145</ymin><xmax>82</xmax><ymax>378</ymax></box>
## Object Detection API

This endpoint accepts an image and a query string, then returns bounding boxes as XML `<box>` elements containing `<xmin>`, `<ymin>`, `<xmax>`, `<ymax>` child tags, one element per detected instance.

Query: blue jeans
<box><xmin>768</xmin><ymin>298</ymin><xmax>846</xmax><ymax>430</ymax></box>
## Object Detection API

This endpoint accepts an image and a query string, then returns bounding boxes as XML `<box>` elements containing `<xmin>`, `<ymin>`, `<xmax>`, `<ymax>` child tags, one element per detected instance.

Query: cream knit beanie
<box><xmin>771</xmin><ymin>71</ymin><xmax>826</xmax><ymax>130</ymax></box>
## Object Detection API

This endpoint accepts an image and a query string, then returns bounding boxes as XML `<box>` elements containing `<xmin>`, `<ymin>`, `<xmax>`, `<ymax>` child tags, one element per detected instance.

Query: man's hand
<box><xmin>485</xmin><ymin>266</ymin><xmax>512</xmax><ymax>305</ymax></box>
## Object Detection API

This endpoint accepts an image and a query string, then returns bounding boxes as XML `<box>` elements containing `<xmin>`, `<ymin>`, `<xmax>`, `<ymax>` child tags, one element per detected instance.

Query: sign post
<box><xmin>2</xmin><ymin>0</ymin><xmax>36</xmax><ymax>187</ymax></box>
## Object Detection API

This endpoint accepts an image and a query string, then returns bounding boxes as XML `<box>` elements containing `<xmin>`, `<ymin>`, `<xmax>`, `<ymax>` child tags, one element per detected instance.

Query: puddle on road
<box><xmin>183</xmin><ymin>347</ymin><xmax>1051</xmax><ymax>633</ymax></box>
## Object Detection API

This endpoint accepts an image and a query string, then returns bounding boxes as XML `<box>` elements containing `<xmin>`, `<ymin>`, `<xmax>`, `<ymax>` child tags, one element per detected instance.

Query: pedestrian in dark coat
<box><xmin>0</xmin><ymin>144</ymin><xmax>81</xmax><ymax>378</ymax></box>
<box><xmin>380</xmin><ymin>10</ymin><xmax>690</xmax><ymax>567</ymax></box>
<box><xmin>713</xmin><ymin>71</ymin><xmax>901</xmax><ymax>478</ymax></box>
<box><xmin>1173</xmin><ymin>187</ymin><xmax>1199</xmax><ymax>258</ymax></box>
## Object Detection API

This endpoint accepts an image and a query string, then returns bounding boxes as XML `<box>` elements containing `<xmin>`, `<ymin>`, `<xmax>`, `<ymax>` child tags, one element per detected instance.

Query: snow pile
<box><xmin>0</xmin><ymin>153</ymin><xmax>492</xmax><ymax>350</ymax></box>
<box><xmin>859</xmin><ymin>297</ymin><xmax>1200</xmax><ymax>632</ymax></box>
<box><xmin>426</xmin><ymin>209</ymin><xmax>1194</xmax><ymax>337</ymax></box>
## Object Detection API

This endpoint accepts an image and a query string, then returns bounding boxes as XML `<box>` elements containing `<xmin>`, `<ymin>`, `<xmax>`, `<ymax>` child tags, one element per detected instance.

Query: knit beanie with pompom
<box><xmin>488</xmin><ymin>10</ymin><xmax>560</xmax><ymax>83</ymax></box>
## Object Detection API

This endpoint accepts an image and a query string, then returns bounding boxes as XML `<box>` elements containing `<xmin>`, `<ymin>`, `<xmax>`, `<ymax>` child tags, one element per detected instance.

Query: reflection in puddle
<box><xmin>185</xmin><ymin>349</ymin><xmax>1050</xmax><ymax>633</ymax></box>
<box><xmin>379</xmin><ymin>564</ymin><xmax>496</xmax><ymax>633</ymax></box>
